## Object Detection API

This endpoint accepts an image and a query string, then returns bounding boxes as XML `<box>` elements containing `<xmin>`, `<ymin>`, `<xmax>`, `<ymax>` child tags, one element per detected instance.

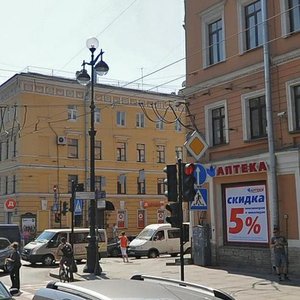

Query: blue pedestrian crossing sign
<box><xmin>74</xmin><ymin>199</ymin><xmax>83</xmax><ymax>216</ymax></box>
<box><xmin>190</xmin><ymin>188</ymin><xmax>208</xmax><ymax>210</ymax></box>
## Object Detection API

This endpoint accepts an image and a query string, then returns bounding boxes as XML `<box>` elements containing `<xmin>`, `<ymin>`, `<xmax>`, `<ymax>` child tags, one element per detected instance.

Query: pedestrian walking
<box><xmin>119</xmin><ymin>231</ymin><xmax>129</xmax><ymax>262</ymax></box>
<box><xmin>271</xmin><ymin>227</ymin><xmax>289</xmax><ymax>281</ymax></box>
<box><xmin>6</xmin><ymin>242</ymin><xmax>22</xmax><ymax>293</ymax></box>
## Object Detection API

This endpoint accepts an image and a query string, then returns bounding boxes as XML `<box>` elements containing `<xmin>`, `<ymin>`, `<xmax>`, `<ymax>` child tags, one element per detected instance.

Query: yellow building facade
<box><xmin>0</xmin><ymin>72</ymin><xmax>186</xmax><ymax>240</ymax></box>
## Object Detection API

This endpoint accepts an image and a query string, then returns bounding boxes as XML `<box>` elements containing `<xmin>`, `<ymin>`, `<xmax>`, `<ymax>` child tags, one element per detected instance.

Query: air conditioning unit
<box><xmin>57</xmin><ymin>136</ymin><xmax>67</xmax><ymax>145</ymax></box>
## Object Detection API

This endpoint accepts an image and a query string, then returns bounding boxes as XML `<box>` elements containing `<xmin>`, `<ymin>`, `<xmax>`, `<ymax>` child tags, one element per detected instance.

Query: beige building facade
<box><xmin>183</xmin><ymin>0</ymin><xmax>300</xmax><ymax>275</ymax></box>
<box><xmin>0</xmin><ymin>72</ymin><xmax>186</xmax><ymax>241</ymax></box>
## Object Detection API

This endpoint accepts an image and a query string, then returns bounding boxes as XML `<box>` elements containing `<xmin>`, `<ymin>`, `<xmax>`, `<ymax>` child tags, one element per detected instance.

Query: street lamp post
<box><xmin>76</xmin><ymin>37</ymin><xmax>109</xmax><ymax>275</ymax></box>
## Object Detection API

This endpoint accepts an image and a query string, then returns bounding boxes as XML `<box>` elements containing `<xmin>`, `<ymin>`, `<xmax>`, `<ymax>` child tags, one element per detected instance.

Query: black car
<box><xmin>107</xmin><ymin>235</ymin><xmax>136</xmax><ymax>257</ymax></box>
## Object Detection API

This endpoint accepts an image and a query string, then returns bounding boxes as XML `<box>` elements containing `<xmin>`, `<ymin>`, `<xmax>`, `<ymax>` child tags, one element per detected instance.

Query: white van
<box><xmin>128</xmin><ymin>223</ymin><xmax>190</xmax><ymax>258</ymax></box>
<box><xmin>21</xmin><ymin>228</ymin><xmax>107</xmax><ymax>266</ymax></box>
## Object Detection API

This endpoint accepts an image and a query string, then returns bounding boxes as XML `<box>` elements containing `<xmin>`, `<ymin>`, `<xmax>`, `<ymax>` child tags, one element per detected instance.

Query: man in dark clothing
<box><xmin>271</xmin><ymin>227</ymin><xmax>289</xmax><ymax>281</ymax></box>
<box><xmin>6</xmin><ymin>242</ymin><xmax>22</xmax><ymax>292</ymax></box>
<box><xmin>56</xmin><ymin>237</ymin><xmax>74</xmax><ymax>281</ymax></box>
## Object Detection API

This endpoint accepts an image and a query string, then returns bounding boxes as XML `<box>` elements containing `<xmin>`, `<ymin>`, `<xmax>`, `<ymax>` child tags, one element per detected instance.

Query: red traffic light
<box><xmin>184</xmin><ymin>163</ymin><xmax>195</xmax><ymax>176</ymax></box>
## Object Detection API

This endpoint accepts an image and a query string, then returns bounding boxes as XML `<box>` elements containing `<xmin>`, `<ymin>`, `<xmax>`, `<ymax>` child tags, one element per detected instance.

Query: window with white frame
<box><xmin>137</xmin><ymin>176</ymin><xmax>146</xmax><ymax>194</ymax></box>
<box><xmin>5</xmin><ymin>176</ymin><xmax>8</xmax><ymax>194</ymax></box>
<box><xmin>156</xmin><ymin>145</ymin><xmax>165</xmax><ymax>163</ymax></box>
<box><xmin>68</xmin><ymin>105</ymin><xmax>77</xmax><ymax>121</ymax></box>
<box><xmin>68</xmin><ymin>175</ymin><xmax>78</xmax><ymax>193</ymax></box>
<box><xmin>12</xmin><ymin>175</ymin><xmax>16</xmax><ymax>194</ymax></box>
<box><xmin>175</xmin><ymin>146</ymin><xmax>183</xmax><ymax>160</ymax></box>
<box><xmin>5</xmin><ymin>139</ymin><xmax>9</xmax><ymax>159</ymax></box>
<box><xmin>137</xmin><ymin>143</ymin><xmax>145</xmax><ymax>162</ymax></box>
<box><xmin>201</xmin><ymin>2</ymin><xmax>225</xmax><ymax>68</ymax></box>
<box><xmin>116</xmin><ymin>142</ymin><xmax>126</xmax><ymax>161</ymax></box>
<box><xmin>205</xmin><ymin>100</ymin><xmax>229</xmax><ymax>147</ymax></box>
<box><xmin>175</xmin><ymin>120</ymin><xmax>182</xmax><ymax>132</ymax></box>
<box><xmin>280</xmin><ymin>0</ymin><xmax>300</xmax><ymax>35</ymax></box>
<box><xmin>68</xmin><ymin>138</ymin><xmax>78</xmax><ymax>158</ymax></box>
<box><xmin>241</xmin><ymin>90</ymin><xmax>267</xmax><ymax>140</ymax></box>
<box><xmin>95</xmin><ymin>107</ymin><xmax>101</xmax><ymax>123</ymax></box>
<box><xmin>13</xmin><ymin>136</ymin><xmax>17</xmax><ymax>158</ymax></box>
<box><xmin>95</xmin><ymin>140</ymin><xmax>102</xmax><ymax>160</ymax></box>
<box><xmin>286</xmin><ymin>79</ymin><xmax>300</xmax><ymax>131</ymax></box>
<box><xmin>136</xmin><ymin>113</ymin><xmax>145</xmax><ymax>128</ymax></box>
<box><xmin>237</xmin><ymin>0</ymin><xmax>262</xmax><ymax>52</ymax></box>
<box><xmin>156</xmin><ymin>118</ymin><xmax>164</xmax><ymax>130</ymax></box>
<box><xmin>157</xmin><ymin>178</ymin><xmax>165</xmax><ymax>195</ymax></box>
<box><xmin>117</xmin><ymin>174</ymin><xmax>126</xmax><ymax>194</ymax></box>
<box><xmin>116</xmin><ymin>111</ymin><xmax>126</xmax><ymax>126</ymax></box>
<box><xmin>95</xmin><ymin>175</ymin><xmax>105</xmax><ymax>191</ymax></box>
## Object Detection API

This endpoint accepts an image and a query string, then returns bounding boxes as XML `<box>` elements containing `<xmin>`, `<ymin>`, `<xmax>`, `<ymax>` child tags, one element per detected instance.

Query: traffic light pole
<box><xmin>177</xmin><ymin>158</ymin><xmax>184</xmax><ymax>281</ymax></box>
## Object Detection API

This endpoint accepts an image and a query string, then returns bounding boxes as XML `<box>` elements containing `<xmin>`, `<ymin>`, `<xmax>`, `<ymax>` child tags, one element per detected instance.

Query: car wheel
<box><xmin>42</xmin><ymin>254</ymin><xmax>55</xmax><ymax>266</ymax></box>
<box><xmin>111</xmin><ymin>248</ymin><xmax>120</xmax><ymax>257</ymax></box>
<box><xmin>184</xmin><ymin>247</ymin><xmax>191</xmax><ymax>255</ymax></box>
<box><xmin>148</xmin><ymin>249</ymin><xmax>158</xmax><ymax>258</ymax></box>
<box><xmin>135</xmin><ymin>256</ymin><xmax>141</xmax><ymax>259</ymax></box>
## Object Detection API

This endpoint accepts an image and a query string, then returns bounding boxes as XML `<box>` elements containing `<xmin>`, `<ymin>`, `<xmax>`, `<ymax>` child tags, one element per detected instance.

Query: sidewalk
<box><xmin>50</xmin><ymin>257</ymin><xmax>300</xmax><ymax>300</ymax></box>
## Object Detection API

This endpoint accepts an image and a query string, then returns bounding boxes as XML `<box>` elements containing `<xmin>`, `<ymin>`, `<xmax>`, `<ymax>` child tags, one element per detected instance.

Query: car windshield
<box><xmin>136</xmin><ymin>228</ymin><xmax>156</xmax><ymax>240</ymax></box>
<box><xmin>0</xmin><ymin>282</ymin><xmax>12</xmax><ymax>299</ymax></box>
<box><xmin>35</xmin><ymin>231</ymin><xmax>56</xmax><ymax>243</ymax></box>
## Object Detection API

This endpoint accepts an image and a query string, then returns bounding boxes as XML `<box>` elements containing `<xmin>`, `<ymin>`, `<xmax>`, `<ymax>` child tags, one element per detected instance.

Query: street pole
<box><xmin>83</xmin><ymin>47</ymin><xmax>101</xmax><ymax>275</ymax></box>
<box><xmin>178</xmin><ymin>158</ymin><xmax>184</xmax><ymax>281</ymax></box>
<box><xmin>76</xmin><ymin>37</ymin><xmax>109</xmax><ymax>275</ymax></box>
<box><xmin>70</xmin><ymin>181</ymin><xmax>75</xmax><ymax>249</ymax></box>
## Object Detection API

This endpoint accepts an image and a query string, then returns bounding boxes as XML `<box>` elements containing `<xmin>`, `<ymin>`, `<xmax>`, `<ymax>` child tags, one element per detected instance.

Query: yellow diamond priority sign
<box><xmin>184</xmin><ymin>131</ymin><xmax>208</xmax><ymax>161</ymax></box>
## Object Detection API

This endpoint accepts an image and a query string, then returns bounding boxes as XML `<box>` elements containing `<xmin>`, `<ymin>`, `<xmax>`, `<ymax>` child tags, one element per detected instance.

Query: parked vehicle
<box><xmin>0</xmin><ymin>281</ymin><xmax>13</xmax><ymax>299</ymax></box>
<box><xmin>0</xmin><ymin>224</ymin><xmax>22</xmax><ymax>247</ymax></box>
<box><xmin>32</xmin><ymin>275</ymin><xmax>235</xmax><ymax>299</ymax></box>
<box><xmin>128</xmin><ymin>223</ymin><xmax>190</xmax><ymax>259</ymax></box>
<box><xmin>21</xmin><ymin>228</ymin><xmax>107</xmax><ymax>266</ymax></box>
<box><xmin>107</xmin><ymin>235</ymin><xmax>136</xmax><ymax>257</ymax></box>
<box><xmin>0</xmin><ymin>238</ymin><xmax>13</xmax><ymax>272</ymax></box>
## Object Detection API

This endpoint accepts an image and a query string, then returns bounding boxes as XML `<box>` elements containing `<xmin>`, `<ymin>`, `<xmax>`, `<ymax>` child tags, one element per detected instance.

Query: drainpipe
<box><xmin>262</xmin><ymin>0</ymin><xmax>279</xmax><ymax>228</ymax></box>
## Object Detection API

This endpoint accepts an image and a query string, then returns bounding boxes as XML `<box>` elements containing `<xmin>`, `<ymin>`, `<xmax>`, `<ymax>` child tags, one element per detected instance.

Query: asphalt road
<box><xmin>0</xmin><ymin>256</ymin><xmax>299</xmax><ymax>299</ymax></box>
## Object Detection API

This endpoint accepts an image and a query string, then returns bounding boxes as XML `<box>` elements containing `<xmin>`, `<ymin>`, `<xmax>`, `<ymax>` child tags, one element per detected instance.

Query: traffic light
<box><xmin>54</xmin><ymin>212</ymin><xmax>61</xmax><ymax>223</ymax></box>
<box><xmin>62</xmin><ymin>201</ymin><xmax>68</xmax><ymax>215</ymax></box>
<box><xmin>76</xmin><ymin>183</ymin><xmax>84</xmax><ymax>191</ymax></box>
<box><xmin>165</xmin><ymin>202</ymin><xmax>181</xmax><ymax>228</ymax></box>
<box><xmin>183</xmin><ymin>163</ymin><xmax>196</xmax><ymax>202</ymax></box>
<box><xmin>163</xmin><ymin>165</ymin><xmax>178</xmax><ymax>202</ymax></box>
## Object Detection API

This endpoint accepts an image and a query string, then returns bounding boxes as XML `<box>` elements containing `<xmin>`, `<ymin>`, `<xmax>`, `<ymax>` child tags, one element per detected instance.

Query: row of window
<box><xmin>67</xmin><ymin>106</ymin><xmax>182</xmax><ymax>131</ymax></box>
<box><xmin>205</xmin><ymin>81</ymin><xmax>300</xmax><ymax>146</ymax></box>
<box><xmin>0</xmin><ymin>136</ymin><xmax>17</xmax><ymax>161</ymax></box>
<box><xmin>67</xmin><ymin>175</ymin><xmax>166</xmax><ymax>195</ymax></box>
<box><xmin>0</xmin><ymin>175</ymin><xmax>16</xmax><ymax>195</ymax></box>
<box><xmin>0</xmin><ymin>173</ymin><xmax>166</xmax><ymax>196</ymax></box>
<box><xmin>67</xmin><ymin>138</ymin><xmax>183</xmax><ymax>164</ymax></box>
<box><xmin>203</xmin><ymin>0</ymin><xmax>300</xmax><ymax>67</ymax></box>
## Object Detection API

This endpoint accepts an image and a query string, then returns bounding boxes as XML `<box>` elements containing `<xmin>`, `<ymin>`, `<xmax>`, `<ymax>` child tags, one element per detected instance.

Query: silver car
<box><xmin>0</xmin><ymin>281</ymin><xmax>13</xmax><ymax>299</ymax></box>
<box><xmin>33</xmin><ymin>275</ymin><xmax>235</xmax><ymax>300</ymax></box>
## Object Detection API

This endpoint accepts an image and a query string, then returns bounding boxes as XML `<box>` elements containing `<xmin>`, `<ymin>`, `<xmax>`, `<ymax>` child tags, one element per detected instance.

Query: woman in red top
<box><xmin>119</xmin><ymin>231</ymin><xmax>129</xmax><ymax>262</ymax></box>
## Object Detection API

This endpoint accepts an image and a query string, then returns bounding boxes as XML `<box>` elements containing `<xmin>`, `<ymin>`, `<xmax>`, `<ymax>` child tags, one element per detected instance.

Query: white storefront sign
<box><xmin>225</xmin><ymin>184</ymin><xmax>268</xmax><ymax>244</ymax></box>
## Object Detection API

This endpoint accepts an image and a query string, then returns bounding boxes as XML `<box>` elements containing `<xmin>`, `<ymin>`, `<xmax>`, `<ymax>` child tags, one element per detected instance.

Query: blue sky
<box><xmin>0</xmin><ymin>0</ymin><xmax>185</xmax><ymax>93</ymax></box>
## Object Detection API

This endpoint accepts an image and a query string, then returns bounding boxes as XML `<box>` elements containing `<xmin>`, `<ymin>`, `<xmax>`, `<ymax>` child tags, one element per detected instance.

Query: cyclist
<box><xmin>56</xmin><ymin>237</ymin><xmax>74</xmax><ymax>281</ymax></box>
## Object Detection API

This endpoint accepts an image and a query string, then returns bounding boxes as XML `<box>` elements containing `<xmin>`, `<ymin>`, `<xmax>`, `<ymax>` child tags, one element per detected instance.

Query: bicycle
<box><xmin>59</xmin><ymin>261</ymin><xmax>73</xmax><ymax>282</ymax></box>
